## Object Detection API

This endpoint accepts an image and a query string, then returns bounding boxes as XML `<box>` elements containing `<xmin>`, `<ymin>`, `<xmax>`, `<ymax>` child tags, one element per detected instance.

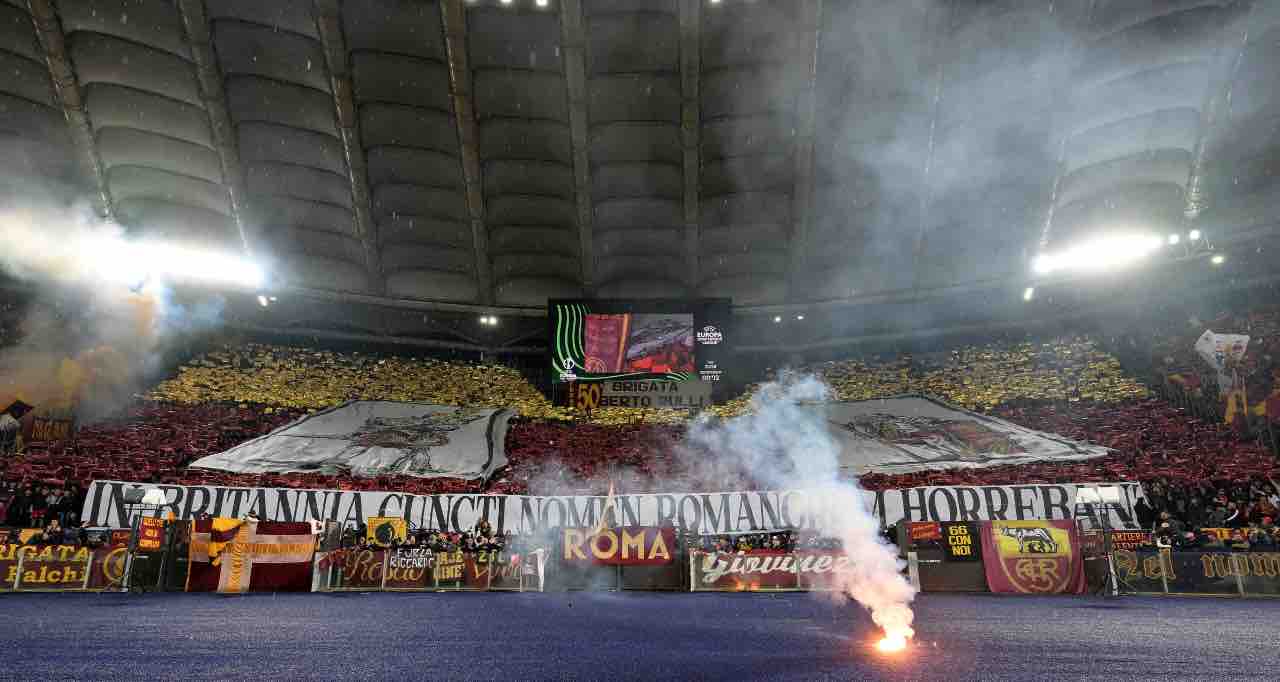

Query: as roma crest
<box><xmin>990</xmin><ymin>521</ymin><xmax>1074</xmax><ymax>593</ymax></box>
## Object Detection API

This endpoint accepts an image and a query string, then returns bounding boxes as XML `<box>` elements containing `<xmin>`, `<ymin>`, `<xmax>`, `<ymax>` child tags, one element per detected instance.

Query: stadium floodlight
<box><xmin>1023</xmin><ymin>287</ymin><xmax>1034</xmax><ymax>302</ymax></box>
<box><xmin>88</xmin><ymin>235</ymin><xmax>265</xmax><ymax>289</ymax></box>
<box><xmin>535</xmin><ymin>0</ymin><xmax>548</xmax><ymax>6</ymax></box>
<box><xmin>1168</xmin><ymin>234</ymin><xmax>1180</xmax><ymax>245</ymax></box>
<box><xmin>1189</xmin><ymin>229</ymin><xmax>1202</xmax><ymax>241</ymax></box>
<box><xmin>773</xmin><ymin>315</ymin><xmax>782</xmax><ymax>323</ymax></box>
<box><xmin>1031</xmin><ymin>234</ymin><xmax>1163</xmax><ymax>276</ymax></box>
<box><xmin>257</xmin><ymin>295</ymin><xmax>269</xmax><ymax>308</ymax></box>
<box><xmin>1212</xmin><ymin>254</ymin><xmax>1225</xmax><ymax>265</ymax></box>
<box><xmin>796</xmin><ymin>314</ymin><xmax>805</xmax><ymax>321</ymax></box>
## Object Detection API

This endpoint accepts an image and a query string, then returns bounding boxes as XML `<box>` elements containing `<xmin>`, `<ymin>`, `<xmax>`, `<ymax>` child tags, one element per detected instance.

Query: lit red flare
<box><xmin>874</xmin><ymin>632</ymin><xmax>910</xmax><ymax>654</ymax></box>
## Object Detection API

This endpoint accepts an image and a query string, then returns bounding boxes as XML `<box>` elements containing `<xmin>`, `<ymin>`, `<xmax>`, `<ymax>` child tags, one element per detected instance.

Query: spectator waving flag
<box><xmin>1194</xmin><ymin>330</ymin><xmax>1249</xmax><ymax>396</ymax></box>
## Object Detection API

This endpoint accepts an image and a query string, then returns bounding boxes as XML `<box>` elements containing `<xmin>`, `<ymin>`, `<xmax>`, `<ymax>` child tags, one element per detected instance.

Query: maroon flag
<box><xmin>979</xmin><ymin>520</ymin><xmax>1086</xmax><ymax>594</ymax></box>
<box><xmin>187</xmin><ymin>519</ymin><xmax>316</xmax><ymax>593</ymax></box>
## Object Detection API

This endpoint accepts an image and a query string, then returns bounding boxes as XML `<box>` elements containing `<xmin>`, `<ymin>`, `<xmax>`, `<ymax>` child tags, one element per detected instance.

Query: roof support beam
<box><xmin>1184</xmin><ymin>1</ymin><xmax>1255</xmax><ymax>224</ymax></box>
<box><xmin>909</xmin><ymin>2</ymin><xmax>949</xmax><ymax>293</ymax></box>
<box><xmin>679</xmin><ymin>0</ymin><xmax>702</xmax><ymax>294</ymax></box>
<box><xmin>314</xmin><ymin>0</ymin><xmax>382</xmax><ymax>294</ymax></box>
<box><xmin>1039</xmin><ymin>1</ymin><xmax>1095</xmax><ymax>252</ymax></box>
<box><xmin>27</xmin><ymin>0</ymin><xmax>112</xmax><ymax>220</ymax></box>
<box><xmin>176</xmin><ymin>0</ymin><xmax>253</xmax><ymax>256</ymax></box>
<box><xmin>560</xmin><ymin>0</ymin><xmax>595</xmax><ymax>294</ymax></box>
<box><xmin>787</xmin><ymin>0</ymin><xmax>822</xmax><ymax>301</ymax></box>
<box><xmin>441</xmin><ymin>0</ymin><xmax>493</xmax><ymax>304</ymax></box>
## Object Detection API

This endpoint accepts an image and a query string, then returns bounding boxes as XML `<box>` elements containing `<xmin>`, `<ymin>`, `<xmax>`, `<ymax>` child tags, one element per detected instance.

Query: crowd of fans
<box><xmin>1</xmin><ymin>480</ymin><xmax>86</xmax><ymax>529</ymax></box>
<box><xmin>1125</xmin><ymin>302</ymin><xmax>1280</xmax><ymax>421</ymax></box>
<box><xmin>694</xmin><ymin>531</ymin><xmax>845</xmax><ymax>554</ymax></box>
<box><xmin>148</xmin><ymin>343</ymin><xmax>703</xmax><ymax>425</ymax></box>
<box><xmin>1136</xmin><ymin>477</ymin><xmax>1280</xmax><ymax>551</ymax></box>
<box><xmin>341</xmin><ymin>519</ymin><xmax>531</xmax><ymax>557</ymax></box>
<box><xmin>1</xmin><ymin>331</ymin><xmax>1277</xmax><ymax>554</ymax></box>
<box><xmin>813</xmin><ymin>338</ymin><xmax>1147</xmax><ymax>410</ymax></box>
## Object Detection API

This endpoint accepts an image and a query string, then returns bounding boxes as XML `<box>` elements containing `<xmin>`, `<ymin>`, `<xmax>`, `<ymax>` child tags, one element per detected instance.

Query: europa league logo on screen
<box><xmin>696</xmin><ymin>325</ymin><xmax>723</xmax><ymax>345</ymax></box>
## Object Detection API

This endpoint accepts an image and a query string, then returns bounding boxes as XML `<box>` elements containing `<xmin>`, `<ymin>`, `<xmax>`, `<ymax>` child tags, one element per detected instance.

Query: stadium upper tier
<box><xmin>4</xmin><ymin>0</ymin><xmax>1280</xmax><ymax>325</ymax></box>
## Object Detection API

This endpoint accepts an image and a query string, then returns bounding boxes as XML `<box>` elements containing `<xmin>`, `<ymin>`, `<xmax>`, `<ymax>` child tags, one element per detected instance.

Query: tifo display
<box><xmin>4</xmin><ymin>317</ymin><xmax>1280</xmax><ymax>607</ymax></box>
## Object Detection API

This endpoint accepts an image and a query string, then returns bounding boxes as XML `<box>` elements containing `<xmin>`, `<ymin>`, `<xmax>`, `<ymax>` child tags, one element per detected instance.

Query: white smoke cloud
<box><xmin>0</xmin><ymin>198</ymin><xmax>226</xmax><ymax>421</ymax></box>
<box><xmin>684</xmin><ymin>374</ymin><xmax>916</xmax><ymax>644</ymax></box>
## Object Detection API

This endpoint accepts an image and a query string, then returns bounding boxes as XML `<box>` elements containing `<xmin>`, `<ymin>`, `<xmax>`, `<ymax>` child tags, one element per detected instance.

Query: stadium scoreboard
<box><xmin>548</xmin><ymin>299</ymin><xmax>731</xmax><ymax>408</ymax></box>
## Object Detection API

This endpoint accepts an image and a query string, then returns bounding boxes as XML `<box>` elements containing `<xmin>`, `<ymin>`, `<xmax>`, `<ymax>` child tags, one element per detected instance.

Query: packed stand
<box><xmin>693</xmin><ymin>531</ymin><xmax>846</xmax><ymax>554</ymax></box>
<box><xmin>1133</xmin><ymin>477</ymin><xmax>1280</xmax><ymax>551</ymax></box>
<box><xmin>1125</xmin><ymin>301</ymin><xmax>1280</xmax><ymax>423</ymax></box>
<box><xmin>341</xmin><ymin>518</ymin><xmax>517</xmax><ymax>555</ymax></box>
<box><xmin>812</xmin><ymin>338</ymin><xmax>1147</xmax><ymax>411</ymax></box>
<box><xmin>149</xmin><ymin>343</ymin><xmax>703</xmax><ymax>425</ymax></box>
<box><xmin>0</xmin><ymin>479</ymin><xmax>105</xmax><ymax>548</ymax></box>
<box><xmin>8</xmin><ymin>334</ymin><xmax>1271</xmax><ymax>512</ymax></box>
<box><xmin>861</xmin><ymin>398</ymin><xmax>1279</xmax><ymax>491</ymax></box>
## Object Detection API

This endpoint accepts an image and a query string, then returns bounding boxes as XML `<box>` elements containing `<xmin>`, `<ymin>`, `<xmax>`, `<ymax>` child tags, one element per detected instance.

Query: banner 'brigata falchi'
<box><xmin>84</xmin><ymin>480</ymin><xmax>1145</xmax><ymax>533</ymax></box>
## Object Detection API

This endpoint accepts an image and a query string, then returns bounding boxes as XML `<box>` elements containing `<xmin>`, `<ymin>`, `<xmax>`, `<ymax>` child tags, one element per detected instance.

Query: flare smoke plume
<box><xmin>685</xmin><ymin>375</ymin><xmax>916</xmax><ymax>643</ymax></box>
<box><xmin>0</xmin><ymin>200</ymin><xmax>223</xmax><ymax>421</ymax></box>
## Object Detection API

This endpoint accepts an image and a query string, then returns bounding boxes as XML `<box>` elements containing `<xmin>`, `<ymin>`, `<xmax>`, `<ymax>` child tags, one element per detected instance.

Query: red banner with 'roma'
<box><xmin>561</xmin><ymin>527</ymin><xmax>675</xmax><ymax>566</ymax></box>
<box><xmin>979</xmin><ymin>520</ymin><xmax>1086</xmax><ymax>594</ymax></box>
<box><xmin>187</xmin><ymin>518</ymin><xmax>316</xmax><ymax>593</ymax></box>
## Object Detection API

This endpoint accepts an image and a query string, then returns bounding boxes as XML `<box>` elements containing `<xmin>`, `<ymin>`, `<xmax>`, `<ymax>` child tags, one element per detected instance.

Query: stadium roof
<box><xmin>4</xmin><ymin>0</ymin><xmax>1280</xmax><ymax>351</ymax></box>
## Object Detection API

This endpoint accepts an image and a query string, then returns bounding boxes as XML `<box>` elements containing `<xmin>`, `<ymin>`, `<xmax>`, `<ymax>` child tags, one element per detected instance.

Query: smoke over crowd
<box><xmin>0</xmin><ymin>198</ymin><xmax>224</xmax><ymax>422</ymax></box>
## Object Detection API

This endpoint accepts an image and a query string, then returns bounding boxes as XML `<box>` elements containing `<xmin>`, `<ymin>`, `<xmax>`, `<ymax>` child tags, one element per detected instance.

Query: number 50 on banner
<box><xmin>573</xmin><ymin>382</ymin><xmax>601</xmax><ymax>411</ymax></box>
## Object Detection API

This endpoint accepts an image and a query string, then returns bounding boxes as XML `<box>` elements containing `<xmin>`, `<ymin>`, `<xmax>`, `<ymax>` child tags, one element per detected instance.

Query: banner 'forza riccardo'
<box><xmin>84</xmin><ymin>480</ymin><xmax>1146</xmax><ymax>534</ymax></box>
<box><xmin>188</xmin><ymin>401</ymin><xmax>513</xmax><ymax>481</ymax></box>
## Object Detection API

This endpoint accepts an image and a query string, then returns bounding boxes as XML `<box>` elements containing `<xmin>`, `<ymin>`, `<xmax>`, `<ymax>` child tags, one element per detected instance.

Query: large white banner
<box><xmin>189</xmin><ymin>401</ymin><xmax>513</xmax><ymax>480</ymax></box>
<box><xmin>83</xmin><ymin>480</ymin><xmax>1146</xmax><ymax>532</ymax></box>
<box><xmin>825</xmin><ymin>396</ymin><xmax>1111</xmax><ymax>474</ymax></box>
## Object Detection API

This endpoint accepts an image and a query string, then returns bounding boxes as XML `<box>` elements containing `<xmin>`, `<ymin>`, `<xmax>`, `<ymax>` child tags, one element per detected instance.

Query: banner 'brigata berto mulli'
<box><xmin>83</xmin><ymin>480</ymin><xmax>1146</xmax><ymax>532</ymax></box>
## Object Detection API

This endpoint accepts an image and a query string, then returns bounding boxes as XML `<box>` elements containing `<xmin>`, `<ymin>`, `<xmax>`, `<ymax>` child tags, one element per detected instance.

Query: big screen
<box><xmin>549</xmin><ymin>299</ymin><xmax>730</xmax><ymax>383</ymax></box>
